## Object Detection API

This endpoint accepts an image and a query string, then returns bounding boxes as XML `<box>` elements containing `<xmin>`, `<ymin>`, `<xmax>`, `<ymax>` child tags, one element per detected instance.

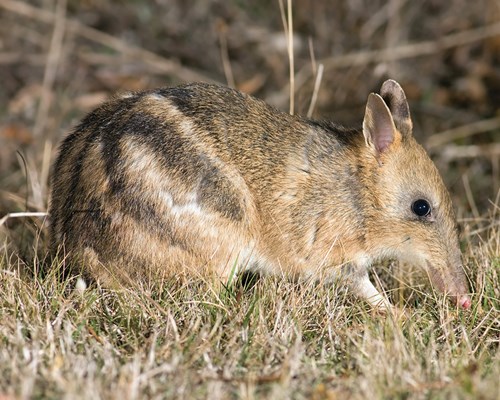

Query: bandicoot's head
<box><xmin>362</xmin><ymin>80</ymin><xmax>471</xmax><ymax>309</ymax></box>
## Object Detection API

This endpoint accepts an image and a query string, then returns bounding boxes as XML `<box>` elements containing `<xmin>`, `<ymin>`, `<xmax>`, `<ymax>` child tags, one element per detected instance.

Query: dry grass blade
<box><xmin>217</xmin><ymin>20</ymin><xmax>235</xmax><ymax>89</ymax></box>
<box><xmin>361</xmin><ymin>0</ymin><xmax>408</xmax><ymax>40</ymax></box>
<box><xmin>0</xmin><ymin>212</ymin><xmax>48</xmax><ymax>227</ymax></box>
<box><xmin>323</xmin><ymin>21</ymin><xmax>500</xmax><ymax>69</ymax></box>
<box><xmin>307</xmin><ymin>63</ymin><xmax>324</xmax><ymax>118</ymax></box>
<box><xmin>32</xmin><ymin>0</ymin><xmax>66</xmax><ymax>140</ymax></box>
<box><xmin>439</xmin><ymin>144</ymin><xmax>500</xmax><ymax>159</ymax></box>
<box><xmin>426</xmin><ymin>116</ymin><xmax>500</xmax><ymax>149</ymax></box>
<box><xmin>0</xmin><ymin>0</ymin><xmax>212</xmax><ymax>83</ymax></box>
<box><xmin>275</xmin><ymin>20</ymin><xmax>500</xmax><ymax>106</ymax></box>
<box><xmin>279</xmin><ymin>0</ymin><xmax>295</xmax><ymax>115</ymax></box>
<box><xmin>0</xmin><ymin>1</ymin><xmax>498</xmax><ymax>399</ymax></box>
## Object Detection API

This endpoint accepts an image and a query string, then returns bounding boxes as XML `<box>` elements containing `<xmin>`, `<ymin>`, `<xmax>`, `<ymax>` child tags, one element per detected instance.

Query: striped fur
<box><xmin>49</xmin><ymin>81</ymin><xmax>470</xmax><ymax>309</ymax></box>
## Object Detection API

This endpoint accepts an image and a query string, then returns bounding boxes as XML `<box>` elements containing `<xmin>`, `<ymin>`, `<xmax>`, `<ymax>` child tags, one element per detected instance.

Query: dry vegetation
<box><xmin>0</xmin><ymin>0</ymin><xmax>499</xmax><ymax>399</ymax></box>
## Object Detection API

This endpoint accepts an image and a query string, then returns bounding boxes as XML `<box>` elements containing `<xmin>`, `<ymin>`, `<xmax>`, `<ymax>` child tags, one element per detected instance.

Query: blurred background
<box><xmin>0</xmin><ymin>0</ymin><xmax>499</xmax><ymax>255</ymax></box>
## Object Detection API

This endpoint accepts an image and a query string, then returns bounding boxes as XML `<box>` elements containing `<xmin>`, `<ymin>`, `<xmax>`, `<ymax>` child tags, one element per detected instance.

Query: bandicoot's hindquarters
<box><xmin>49</xmin><ymin>80</ymin><xmax>471</xmax><ymax>309</ymax></box>
<box><xmin>49</xmin><ymin>92</ymin><xmax>261</xmax><ymax>285</ymax></box>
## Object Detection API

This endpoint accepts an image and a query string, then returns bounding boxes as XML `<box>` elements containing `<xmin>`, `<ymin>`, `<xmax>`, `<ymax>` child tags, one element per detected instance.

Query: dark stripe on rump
<box><xmin>60</xmin><ymin>129</ymin><xmax>102</xmax><ymax>241</ymax></box>
<box><xmin>116</xmin><ymin>190</ymin><xmax>179</xmax><ymax>247</ymax></box>
<box><xmin>68</xmin><ymin>197</ymin><xmax>112</xmax><ymax>248</ymax></box>
<box><xmin>100</xmin><ymin>96</ymin><xmax>145</xmax><ymax>195</ymax></box>
<box><xmin>117</xmin><ymin>107</ymin><xmax>210</xmax><ymax>187</ymax></box>
<box><xmin>155</xmin><ymin>86</ymin><xmax>195</xmax><ymax>113</ymax></box>
<box><xmin>59</xmin><ymin>94</ymin><xmax>142</xmax><ymax>241</ymax></box>
<box><xmin>99</xmin><ymin>106</ymin><xmax>199</xmax><ymax>249</ymax></box>
<box><xmin>198</xmin><ymin>165</ymin><xmax>243</xmax><ymax>221</ymax></box>
<box><xmin>133</xmin><ymin>109</ymin><xmax>244</xmax><ymax>222</ymax></box>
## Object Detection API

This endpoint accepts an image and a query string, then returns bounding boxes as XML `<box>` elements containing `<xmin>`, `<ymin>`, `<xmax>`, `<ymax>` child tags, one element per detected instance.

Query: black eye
<box><xmin>412</xmin><ymin>199</ymin><xmax>431</xmax><ymax>217</ymax></box>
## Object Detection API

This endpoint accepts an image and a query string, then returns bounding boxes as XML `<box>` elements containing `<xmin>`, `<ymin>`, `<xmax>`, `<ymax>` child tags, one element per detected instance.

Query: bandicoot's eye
<box><xmin>412</xmin><ymin>199</ymin><xmax>431</xmax><ymax>217</ymax></box>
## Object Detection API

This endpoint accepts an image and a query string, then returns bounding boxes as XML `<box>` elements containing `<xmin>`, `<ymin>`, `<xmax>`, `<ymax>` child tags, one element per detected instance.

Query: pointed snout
<box><xmin>425</xmin><ymin>261</ymin><xmax>471</xmax><ymax>310</ymax></box>
<box><xmin>456</xmin><ymin>294</ymin><xmax>472</xmax><ymax>310</ymax></box>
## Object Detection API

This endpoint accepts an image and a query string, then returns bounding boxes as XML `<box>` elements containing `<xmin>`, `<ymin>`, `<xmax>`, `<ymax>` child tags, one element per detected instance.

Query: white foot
<box><xmin>350</xmin><ymin>273</ymin><xmax>392</xmax><ymax>311</ymax></box>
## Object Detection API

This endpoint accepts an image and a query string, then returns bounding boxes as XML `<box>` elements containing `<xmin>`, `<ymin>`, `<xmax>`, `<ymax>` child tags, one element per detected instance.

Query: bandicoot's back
<box><xmin>49</xmin><ymin>80</ymin><xmax>471</xmax><ymax>310</ymax></box>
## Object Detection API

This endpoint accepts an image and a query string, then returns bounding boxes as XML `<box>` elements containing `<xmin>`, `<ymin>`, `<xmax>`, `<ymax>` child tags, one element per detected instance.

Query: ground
<box><xmin>0</xmin><ymin>1</ymin><xmax>499</xmax><ymax>399</ymax></box>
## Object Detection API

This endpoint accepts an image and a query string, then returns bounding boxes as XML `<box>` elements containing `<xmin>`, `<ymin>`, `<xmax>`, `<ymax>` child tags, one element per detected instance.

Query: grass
<box><xmin>0</xmin><ymin>213</ymin><xmax>498</xmax><ymax>399</ymax></box>
<box><xmin>0</xmin><ymin>1</ymin><xmax>499</xmax><ymax>398</ymax></box>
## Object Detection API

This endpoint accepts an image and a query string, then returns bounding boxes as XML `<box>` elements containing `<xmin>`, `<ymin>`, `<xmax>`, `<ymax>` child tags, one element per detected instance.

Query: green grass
<box><xmin>0</xmin><ymin>217</ymin><xmax>498</xmax><ymax>399</ymax></box>
<box><xmin>0</xmin><ymin>1</ymin><xmax>499</xmax><ymax>398</ymax></box>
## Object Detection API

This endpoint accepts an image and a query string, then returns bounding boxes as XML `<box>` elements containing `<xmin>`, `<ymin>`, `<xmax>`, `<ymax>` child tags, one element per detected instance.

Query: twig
<box><xmin>0</xmin><ymin>0</ymin><xmax>212</xmax><ymax>83</ymax></box>
<box><xmin>385</xmin><ymin>0</ymin><xmax>403</xmax><ymax>77</ymax></box>
<box><xmin>32</xmin><ymin>0</ymin><xmax>66</xmax><ymax>140</ymax></box>
<box><xmin>0</xmin><ymin>212</ymin><xmax>48</xmax><ymax>227</ymax></box>
<box><xmin>217</xmin><ymin>20</ymin><xmax>235</xmax><ymax>88</ymax></box>
<box><xmin>439</xmin><ymin>144</ymin><xmax>500</xmax><ymax>160</ymax></box>
<box><xmin>361</xmin><ymin>0</ymin><xmax>408</xmax><ymax>40</ymax></box>
<box><xmin>0</xmin><ymin>52</ymin><xmax>47</xmax><ymax>65</ymax></box>
<box><xmin>287</xmin><ymin>0</ymin><xmax>294</xmax><ymax>116</ymax></box>
<box><xmin>308</xmin><ymin>37</ymin><xmax>317</xmax><ymax>76</ymax></box>
<box><xmin>29</xmin><ymin>0</ymin><xmax>66</xmax><ymax>210</ymax></box>
<box><xmin>279</xmin><ymin>0</ymin><xmax>294</xmax><ymax>115</ymax></box>
<box><xmin>307</xmin><ymin>63</ymin><xmax>324</xmax><ymax>118</ymax></box>
<box><xmin>463</xmin><ymin>174</ymin><xmax>480</xmax><ymax>220</ymax></box>
<box><xmin>87</xmin><ymin>325</ymin><xmax>104</xmax><ymax>344</ymax></box>
<box><xmin>426</xmin><ymin>116</ymin><xmax>500</xmax><ymax>149</ymax></box>
<box><xmin>274</xmin><ymin>21</ymin><xmax>500</xmax><ymax>108</ymax></box>
<box><xmin>40</xmin><ymin>140</ymin><xmax>53</xmax><ymax>210</ymax></box>
<box><xmin>323</xmin><ymin>21</ymin><xmax>500</xmax><ymax>69</ymax></box>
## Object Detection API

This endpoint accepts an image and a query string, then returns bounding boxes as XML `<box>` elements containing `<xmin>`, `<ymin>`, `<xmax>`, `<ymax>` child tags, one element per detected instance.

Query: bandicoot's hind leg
<box><xmin>78</xmin><ymin>241</ymin><xmax>239</xmax><ymax>288</ymax></box>
<box><xmin>237</xmin><ymin>270</ymin><xmax>260</xmax><ymax>290</ymax></box>
<box><xmin>67</xmin><ymin>212</ymin><xmax>261</xmax><ymax>288</ymax></box>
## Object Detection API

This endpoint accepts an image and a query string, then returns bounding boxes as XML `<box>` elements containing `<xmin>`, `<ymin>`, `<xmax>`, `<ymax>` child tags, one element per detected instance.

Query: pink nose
<box><xmin>458</xmin><ymin>295</ymin><xmax>472</xmax><ymax>310</ymax></box>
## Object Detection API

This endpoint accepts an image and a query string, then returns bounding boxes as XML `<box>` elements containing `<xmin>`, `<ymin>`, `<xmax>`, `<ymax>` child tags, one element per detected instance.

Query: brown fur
<box><xmin>48</xmin><ymin>80</ymin><xmax>471</xmax><ymax>309</ymax></box>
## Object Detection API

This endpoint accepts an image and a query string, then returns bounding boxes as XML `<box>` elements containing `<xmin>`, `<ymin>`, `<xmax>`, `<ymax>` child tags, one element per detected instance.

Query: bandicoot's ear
<box><xmin>363</xmin><ymin>93</ymin><xmax>398</xmax><ymax>155</ymax></box>
<box><xmin>380</xmin><ymin>79</ymin><xmax>412</xmax><ymax>136</ymax></box>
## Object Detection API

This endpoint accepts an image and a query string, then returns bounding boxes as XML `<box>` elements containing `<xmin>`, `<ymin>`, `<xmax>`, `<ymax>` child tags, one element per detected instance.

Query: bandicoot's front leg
<box><xmin>347</xmin><ymin>270</ymin><xmax>392</xmax><ymax>311</ymax></box>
